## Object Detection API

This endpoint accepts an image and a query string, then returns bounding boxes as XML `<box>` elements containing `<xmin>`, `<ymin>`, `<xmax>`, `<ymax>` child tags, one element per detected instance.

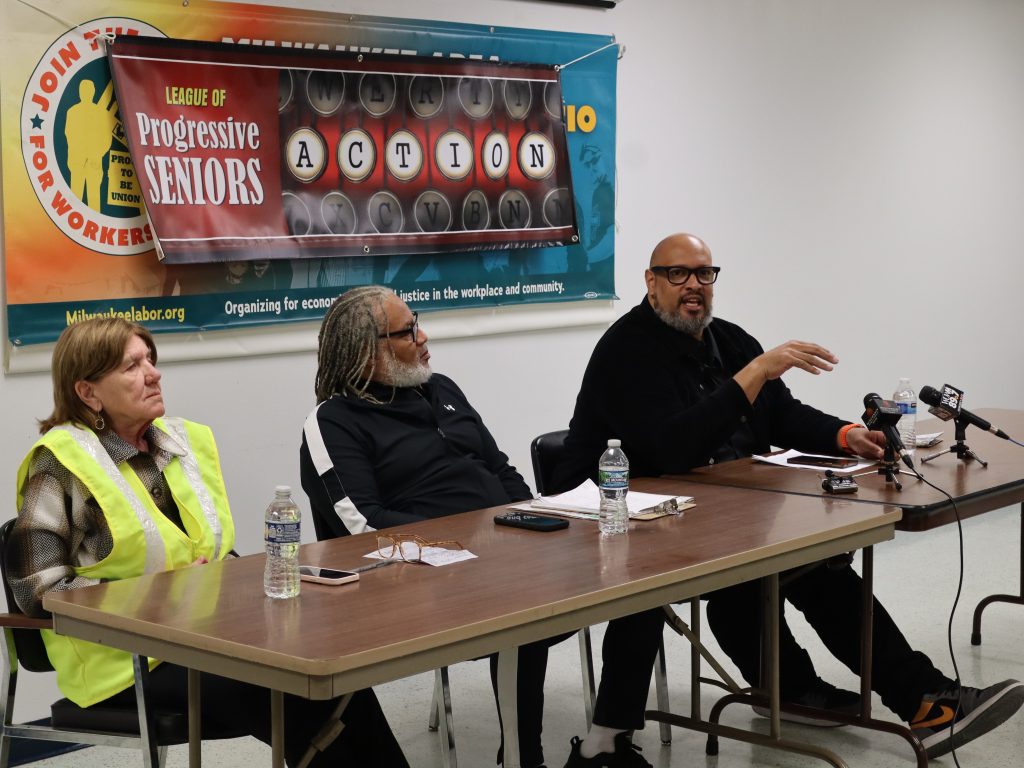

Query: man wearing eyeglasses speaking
<box><xmin>552</xmin><ymin>233</ymin><xmax>1023</xmax><ymax>766</ymax></box>
<box><xmin>300</xmin><ymin>285</ymin><xmax>562</xmax><ymax>768</ymax></box>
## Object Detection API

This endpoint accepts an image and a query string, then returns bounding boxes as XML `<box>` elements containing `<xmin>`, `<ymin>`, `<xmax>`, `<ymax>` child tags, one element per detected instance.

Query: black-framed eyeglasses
<box><xmin>649</xmin><ymin>265</ymin><xmax>721</xmax><ymax>286</ymax></box>
<box><xmin>377</xmin><ymin>311</ymin><xmax>419</xmax><ymax>342</ymax></box>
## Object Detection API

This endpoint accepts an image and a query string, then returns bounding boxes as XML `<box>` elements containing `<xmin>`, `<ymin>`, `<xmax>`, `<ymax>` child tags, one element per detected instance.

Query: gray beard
<box><xmin>654</xmin><ymin>303</ymin><xmax>713</xmax><ymax>337</ymax></box>
<box><xmin>381</xmin><ymin>355</ymin><xmax>432</xmax><ymax>388</ymax></box>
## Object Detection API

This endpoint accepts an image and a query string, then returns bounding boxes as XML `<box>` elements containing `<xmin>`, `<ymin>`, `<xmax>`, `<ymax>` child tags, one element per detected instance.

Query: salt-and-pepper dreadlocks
<box><xmin>314</xmin><ymin>286</ymin><xmax>394</xmax><ymax>403</ymax></box>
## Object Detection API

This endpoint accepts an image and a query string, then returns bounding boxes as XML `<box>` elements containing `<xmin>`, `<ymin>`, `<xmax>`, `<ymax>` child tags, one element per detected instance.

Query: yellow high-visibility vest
<box><xmin>16</xmin><ymin>417</ymin><xmax>234</xmax><ymax>707</ymax></box>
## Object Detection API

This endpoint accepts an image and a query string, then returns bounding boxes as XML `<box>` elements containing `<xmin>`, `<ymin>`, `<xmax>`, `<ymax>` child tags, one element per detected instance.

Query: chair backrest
<box><xmin>0</xmin><ymin>518</ymin><xmax>55</xmax><ymax>673</ymax></box>
<box><xmin>530</xmin><ymin>429</ymin><xmax>569</xmax><ymax>496</ymax></box>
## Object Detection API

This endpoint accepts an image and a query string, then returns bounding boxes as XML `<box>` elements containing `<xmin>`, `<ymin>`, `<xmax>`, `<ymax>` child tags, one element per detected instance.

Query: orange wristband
<box><xmin>838</xmin><ymin>423</ymin><xmax>863</xmax><ymax>454</ymax></box>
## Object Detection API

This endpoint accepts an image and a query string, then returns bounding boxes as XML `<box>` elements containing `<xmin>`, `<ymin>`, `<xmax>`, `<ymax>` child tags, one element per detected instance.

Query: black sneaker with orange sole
<box><xmin>910</xmin><ymin>679</ymin><xmax>1024</xmax><ymax>758</ymax></box>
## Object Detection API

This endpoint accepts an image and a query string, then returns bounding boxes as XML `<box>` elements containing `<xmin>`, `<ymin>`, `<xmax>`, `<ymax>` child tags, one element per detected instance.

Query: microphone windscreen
<box><xmin>919</xmin><ymin>385</ymin><xmax>941</xmax><ymax>407</ymax></box>
<box><xmin>863</xmin><ymin>392</ymin><xmax>882</xmax><ymax>407</ymax></box>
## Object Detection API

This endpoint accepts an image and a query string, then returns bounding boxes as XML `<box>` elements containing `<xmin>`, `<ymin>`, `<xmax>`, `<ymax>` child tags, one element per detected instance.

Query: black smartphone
<box><xmin>494</xmin><ymin>512</ymin><xmax>569</xmax><ymax>532</ymax></box>
<box><xmin>786</xmin><ymin>455</ymin><xmax>858</xmax><ymax>469</ymax></box>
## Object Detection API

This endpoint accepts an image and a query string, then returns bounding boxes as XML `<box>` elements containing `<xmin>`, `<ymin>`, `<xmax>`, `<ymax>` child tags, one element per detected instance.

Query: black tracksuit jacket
<box><xmin>300</xmin><ymin>374</ymin><xmax>531</xmax><ymax>537</ymax></box>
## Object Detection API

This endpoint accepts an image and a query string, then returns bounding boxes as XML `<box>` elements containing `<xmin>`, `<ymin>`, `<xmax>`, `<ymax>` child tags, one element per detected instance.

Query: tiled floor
<box><xmin>22</xmin><ymin>504</ymin><xmax>1024</xmax><ymax>767</ymax></box>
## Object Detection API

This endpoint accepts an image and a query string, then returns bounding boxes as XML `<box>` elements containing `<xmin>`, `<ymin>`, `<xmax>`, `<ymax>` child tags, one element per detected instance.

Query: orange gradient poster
<box><xmin>1</xmin><ymin>0</ymin><xmax>617</xmax><ymax>346</ymax></box>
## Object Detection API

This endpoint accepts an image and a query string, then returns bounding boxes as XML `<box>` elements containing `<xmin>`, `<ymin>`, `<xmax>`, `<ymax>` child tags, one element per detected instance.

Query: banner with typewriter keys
<box><xmin>108</xmin><ymin>36</ymin><xmax>579</xmax><ymax>264</ymax></box>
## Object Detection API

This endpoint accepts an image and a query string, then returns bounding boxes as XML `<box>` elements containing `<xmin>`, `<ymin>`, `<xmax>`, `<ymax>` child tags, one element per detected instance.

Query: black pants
<box><xmin>705</xmin><ymin>561</ymin><xmax>953</xmax><ymax>721</ymax></box>
<box><xmin>102</xmin><ymin>662</ymin><xmax>409</xmax><ymax>768</ymax></box>
<box><xmin>488</xmin><ymin>632</ymin><xmax>574</xmax><ymax>768</ymax></box>
<box><xmin>487</xmin><ymin>611</ymin><xmax>664</xmax><ymax>767</ymax></box>
<box><xmin>592</xmin><ymin>608</ymin><xmax>666</xmax><ymax>731</ymax></box>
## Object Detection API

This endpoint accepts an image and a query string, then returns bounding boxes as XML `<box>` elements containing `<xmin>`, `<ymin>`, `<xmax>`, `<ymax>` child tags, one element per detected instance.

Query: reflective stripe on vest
<box><xmin>47</xmin><ymin>424</ymin><xmax>167</xmax><ymax>574</ymax></box>
<box><xmin>157</xmin><ymin>418</ymin><xmax>233</xmax><ymax>560</ymax></box>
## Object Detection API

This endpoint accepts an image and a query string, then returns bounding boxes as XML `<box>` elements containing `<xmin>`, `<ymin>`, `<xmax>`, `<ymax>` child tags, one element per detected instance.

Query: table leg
<box><xmin>188</xmin><ymin>668</ymin><xmax>201</xmax><ymax>768</ymax></box>
<box><xmin>496</xmin><ymin>647</ymin><xmax>520</xmax><ymax>768</ymax></box>
<box><xmin>652</xmin><ymin>574</ymin><xmax>849</xmax><ymax>767</ymax></box>
<box><xmin>271</xmin><ymin>690</ymin><xmax>284</xmax><ymax>768</ymax></box>
<box><xmin>432</xmin><ymin>668</ymin><xmax>458</xmax><ymax>768</ymax></box>
<box><xmin>651</xmin><ymin>554</ymin><xmax>935</xmax><ymax>766</ymax></box>
<box><xmin>860</xmin><ymin>547</ymin><xmax>874</xmax><ymax>722</ymax></box>
<box><xmin>689</xmin><ymin>599</ymin><xmax>701</xmax><ymax>720</ymax></box>
<box><xmin>858</xmin><ymin>548</ymin><xmax>929</xmax><ymax>767</ymax></box>
<box><xmin>971</xmin><ymin>502</ymin><xmax>1024</xmax><ymax>645</ymax></box>
<box><xmin>767</xmin><ymin>573</ymin><xmax>780</xmax><ymax>740</ymax></box>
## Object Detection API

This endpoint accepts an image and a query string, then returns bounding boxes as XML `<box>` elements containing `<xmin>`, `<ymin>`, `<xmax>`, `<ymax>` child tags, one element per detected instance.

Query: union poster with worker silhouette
<box><xmin>1</xmin><ymin>0</ymin><xmax>616</xmax><ymax>347</ymax></box>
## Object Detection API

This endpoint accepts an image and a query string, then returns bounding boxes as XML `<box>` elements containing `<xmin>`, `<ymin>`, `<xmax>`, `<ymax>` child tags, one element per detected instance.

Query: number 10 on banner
<box><xmin>565</xmin><ymin>104</ymin><xmax>597</xmax><ymax>133</ymax></box>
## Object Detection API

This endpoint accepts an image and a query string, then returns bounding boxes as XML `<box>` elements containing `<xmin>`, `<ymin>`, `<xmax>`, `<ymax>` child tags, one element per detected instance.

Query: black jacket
<box><xmin>300</xmin><ymin>373</ymin><xmax>531</xmax><ymax>537</ymax></box>
<box><xmin>553</xmin><ymin>296</ymin><xmax>848</xmax><ymax>492</ymax></box>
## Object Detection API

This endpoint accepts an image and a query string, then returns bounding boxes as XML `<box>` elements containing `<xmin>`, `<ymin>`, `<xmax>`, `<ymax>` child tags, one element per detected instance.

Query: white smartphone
<box><xmin>298</xmin><ymin>566</ymin><xmax>359</xmax><ymax>586</ymax></box>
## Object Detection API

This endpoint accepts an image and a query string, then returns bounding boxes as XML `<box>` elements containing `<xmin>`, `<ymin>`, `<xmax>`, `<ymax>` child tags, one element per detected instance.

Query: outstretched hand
<box><xmin>756</xmin><ymin>340</ymin><xmax>838</xmax><ymax>380</ymax></box>
<box><xmin>735</xmin><ymin>340</ymin><xmax>839</xmax><ymax>403</ymax></box>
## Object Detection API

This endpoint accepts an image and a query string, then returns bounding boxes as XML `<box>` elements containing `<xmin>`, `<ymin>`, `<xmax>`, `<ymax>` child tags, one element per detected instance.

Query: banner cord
<box><xmin>556</xmin><ymin>41</ymin><xmax>622</xmax><ymax>71</ymax></box>
<box><xmin>17</xmin><ymin>0</ymin><xmax>116</xmax><ymax>43</ymax></box>
<box><xmin>19</xmin><ymin>0</ymin><xmax>616</xmax><ymax>66</ymax></box>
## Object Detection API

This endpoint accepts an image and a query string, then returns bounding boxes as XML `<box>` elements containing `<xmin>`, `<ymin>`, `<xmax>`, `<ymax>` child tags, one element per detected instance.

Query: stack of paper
<box><xmin>515</xmin><ymin>479</ymin><xmax>694</xmax><ymax>521</ymax></box>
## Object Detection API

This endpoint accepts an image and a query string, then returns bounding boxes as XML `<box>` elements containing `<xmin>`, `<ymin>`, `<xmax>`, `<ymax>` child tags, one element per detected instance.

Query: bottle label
<box><xmin>598</xmin><ymin>468</ymin><xmax>629</xmax><ymax>489</ymax></box>
<box><xmin>265</xmin><ymin>521</ymin><xmax>300</xmax><ymax>544</ymax></box>
<box><xmin>897</xmin><ymin>401</ymin><xmax>917</xmax><ymax>417</ymax></box>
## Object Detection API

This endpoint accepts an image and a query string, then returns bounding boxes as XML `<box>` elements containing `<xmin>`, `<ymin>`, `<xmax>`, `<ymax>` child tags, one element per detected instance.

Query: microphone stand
<box><xmin>920</xmin><ymin>416</ymin><xmax>988</xmax><ymax>467</ymax></box>
<box><xmin>876</xmin><ymin>443</ymin><xmax>903</xmax><ymax>491</ymax></box>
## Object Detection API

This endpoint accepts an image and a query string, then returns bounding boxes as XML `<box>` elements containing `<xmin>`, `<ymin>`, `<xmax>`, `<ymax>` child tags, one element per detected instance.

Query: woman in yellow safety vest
<box><xmin>10</xmin><ymin>316</ymin><xmax>408</xmax><ymax>767</ymax></box>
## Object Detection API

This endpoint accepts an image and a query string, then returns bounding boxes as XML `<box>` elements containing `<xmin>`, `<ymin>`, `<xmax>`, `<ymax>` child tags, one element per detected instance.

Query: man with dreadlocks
<box><xmin>299</xmin><ymin>285</ymin><xmax>562</xmax><ymax>768</ymax></box>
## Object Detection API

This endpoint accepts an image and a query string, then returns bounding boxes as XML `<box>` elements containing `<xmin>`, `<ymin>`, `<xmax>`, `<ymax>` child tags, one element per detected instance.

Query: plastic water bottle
<box><xmin>264</xmin><ymin>485</ymin><xmax>301</xmax><ymax>599</ymax></box>
<box><xmin>598</xmin><ymin>439</ymin><xmax>629</xmax><ymax>536</ymax></box>
<box><xmin>893</xmin><ymin>378</ymin><xmax>917</xmax><ymax>456</ymax></box>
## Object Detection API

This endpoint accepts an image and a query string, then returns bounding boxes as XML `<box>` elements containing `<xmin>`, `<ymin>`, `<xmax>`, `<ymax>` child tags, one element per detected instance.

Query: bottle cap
<box><xmin>897</xmin><ymin>377</ymin><xmax>911</xmax><ymax>388</ymax></box>
<box><xmin>607</xmin><ymin>439</ymin><xmax>621</xmax><ymax>447</ymax></box>
<box><xmin>275</xmin><ymin>485</ymin><xmax>291</xmax><ymax>494</ymax></box>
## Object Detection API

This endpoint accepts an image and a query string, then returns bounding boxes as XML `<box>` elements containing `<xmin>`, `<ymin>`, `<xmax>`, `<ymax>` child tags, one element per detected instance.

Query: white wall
<box><xmin>3</xmin><ymin>0</ymin><xmax>1024</xmax><ymax>719</ymax></box>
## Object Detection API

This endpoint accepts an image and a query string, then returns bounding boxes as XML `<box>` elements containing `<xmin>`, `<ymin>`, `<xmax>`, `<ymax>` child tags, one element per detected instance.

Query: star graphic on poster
<box><xmin>30</xmin><ymin>114</ymin><xmax>44</xmax><ymax>129</ymax></box>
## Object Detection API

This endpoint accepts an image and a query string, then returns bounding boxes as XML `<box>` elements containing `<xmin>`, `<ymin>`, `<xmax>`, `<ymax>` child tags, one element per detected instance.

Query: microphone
<box><xmin>862</xmin><ymin>392</ymin><xmax>916</xmax><ymax>469</ymax></box>
<box><xmin>919</xmin><ymin>384</ymin><xmax>1010</xmax><ymax>440</ymax></box>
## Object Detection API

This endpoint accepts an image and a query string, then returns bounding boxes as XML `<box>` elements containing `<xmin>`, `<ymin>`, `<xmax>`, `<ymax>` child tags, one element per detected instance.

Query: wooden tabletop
<box><xmin>45</xmin><ymin>482</ymin><xmax>899</xmax><ymax>701</ymax></box>
<box><xmin>682</xmin><ymin>409</ymin><xmax>1024</xmax><ymax>531</ymax></box>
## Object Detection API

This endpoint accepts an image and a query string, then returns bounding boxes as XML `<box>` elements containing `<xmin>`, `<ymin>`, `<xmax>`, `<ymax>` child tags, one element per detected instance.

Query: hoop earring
<box><xmin>93</xmin><ymin>413</ymin><xmax>105</xmax><ymax>431</ymax></box>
